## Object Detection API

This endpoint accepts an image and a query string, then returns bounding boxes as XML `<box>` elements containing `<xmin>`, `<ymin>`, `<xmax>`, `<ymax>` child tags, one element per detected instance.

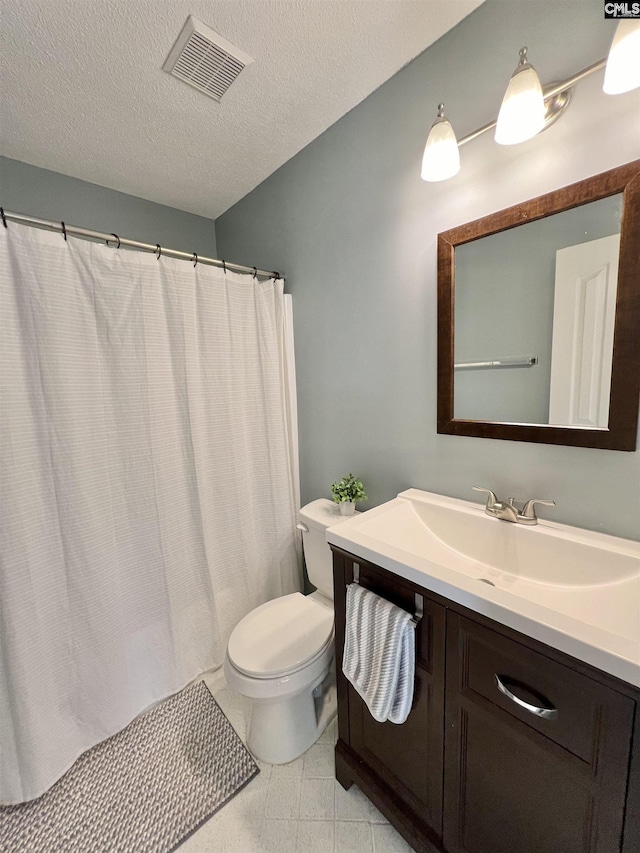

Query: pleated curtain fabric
<box><xmin>0</xmin><ymin>223</ymin><xmax>300</xmax><ymax>804</ymax></box>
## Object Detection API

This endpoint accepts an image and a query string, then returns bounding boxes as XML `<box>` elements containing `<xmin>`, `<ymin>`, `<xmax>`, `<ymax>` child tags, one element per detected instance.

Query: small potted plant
<box><xmin>331</xmin><ymin>473</ymin><xmax>367</xmax><ymax>516</ymax></box>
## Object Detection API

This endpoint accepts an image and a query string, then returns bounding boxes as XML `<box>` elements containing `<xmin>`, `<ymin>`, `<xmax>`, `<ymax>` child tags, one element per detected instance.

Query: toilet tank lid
<box><xmin>298</xmin><ymin>498</ymin><xmax>345</xmax><ymax>530</ymax></box>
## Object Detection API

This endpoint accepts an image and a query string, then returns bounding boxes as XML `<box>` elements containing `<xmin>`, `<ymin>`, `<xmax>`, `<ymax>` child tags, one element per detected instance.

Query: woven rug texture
<box><xmin>0</xmin><ymin>679</ymin><xmax>259</xmax><ymax>853</ymax></box>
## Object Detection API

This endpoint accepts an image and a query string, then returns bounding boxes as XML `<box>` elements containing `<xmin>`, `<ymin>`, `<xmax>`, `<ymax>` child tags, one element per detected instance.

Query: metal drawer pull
<box><xmin>494</xmin><ymin>674</ymin><xmax>558</xmax><ymax>720</ymax></box>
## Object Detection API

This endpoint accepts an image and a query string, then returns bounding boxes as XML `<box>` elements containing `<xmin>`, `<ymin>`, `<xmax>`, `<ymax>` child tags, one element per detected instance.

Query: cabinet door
<box><xmin>443</xmin><ymin>614</ymin><xmax>635</xmax><ymax>853</ymax></box>
<box><xmin>343</xmin><ymin>558</ymin><xmax>446</xmax><ymax>835</ymax></box>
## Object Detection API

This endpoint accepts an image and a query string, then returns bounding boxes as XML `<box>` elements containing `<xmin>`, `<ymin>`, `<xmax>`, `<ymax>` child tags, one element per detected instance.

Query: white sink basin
<box><xmin>326</xmin><ymin>489</ymin><xmax>640</xmax><ymax>687</ymax></box>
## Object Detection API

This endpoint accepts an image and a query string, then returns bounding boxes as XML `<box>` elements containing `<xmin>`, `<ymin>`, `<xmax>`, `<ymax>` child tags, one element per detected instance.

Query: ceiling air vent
<box><xmin>163</xmin><ymin>16</ymin><xmax>253</xmax><ymax>101</ymax></box>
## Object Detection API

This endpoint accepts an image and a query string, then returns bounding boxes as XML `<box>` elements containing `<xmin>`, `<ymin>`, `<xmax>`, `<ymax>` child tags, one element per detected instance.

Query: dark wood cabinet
<box><xmin>443</xmin><ymin>614</ymin><xmax>635</xmax><ymax>853</ymax></box>
<box><xmin>333</xmin><ymin>549</ymin><xmax>447</xmax><ymax>853</ymax></box>
<box><xmin>332</xmin><ymin>546</ymin><xmax>640</xmax><ymax>853</ymax></box>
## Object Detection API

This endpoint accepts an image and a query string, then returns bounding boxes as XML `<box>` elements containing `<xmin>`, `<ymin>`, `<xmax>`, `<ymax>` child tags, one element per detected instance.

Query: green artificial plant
<box><xmin>330</xmin><ymin>473</ymin><xmax>367</xmax><ymax>505</ymax></box>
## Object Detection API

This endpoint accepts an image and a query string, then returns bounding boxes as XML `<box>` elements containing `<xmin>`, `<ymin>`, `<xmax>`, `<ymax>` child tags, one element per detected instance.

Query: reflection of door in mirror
<box><xmin>549</xmin><ymin>235</ymin><xmax>620</xmax><ymax>429</ymax></box>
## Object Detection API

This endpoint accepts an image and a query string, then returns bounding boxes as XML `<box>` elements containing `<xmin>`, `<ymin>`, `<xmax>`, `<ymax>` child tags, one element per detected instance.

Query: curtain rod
<box><xmin>0</xmin><ymin>209</ymin><xmax>283</xmax><ymax>280</ymax></box>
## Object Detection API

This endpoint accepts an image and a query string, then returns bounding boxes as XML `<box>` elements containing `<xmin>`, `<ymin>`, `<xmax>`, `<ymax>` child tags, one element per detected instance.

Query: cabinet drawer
<box><xmin>451</xmin><ymin>615</ymin><xmax>634</xmax><ymax>765</ymax></box>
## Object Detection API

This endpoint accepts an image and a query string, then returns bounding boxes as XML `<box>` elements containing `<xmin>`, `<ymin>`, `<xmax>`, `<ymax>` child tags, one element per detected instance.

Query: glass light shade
<box><xmin>495</xmin><ymin>53</ymin><xmax>546</xmax><ymax>145</ymax></box>
<box><xmin>603</xmin><ymin>20</ymin><xmax>640</xmax><ymax>95</ymax></box>
<box><xmin>421</xmin><ymin>110</ymin><xmax>460</xmax><ymax>182</ymax></box>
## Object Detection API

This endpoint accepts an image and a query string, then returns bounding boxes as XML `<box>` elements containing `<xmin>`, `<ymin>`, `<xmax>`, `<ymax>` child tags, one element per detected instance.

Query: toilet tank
<box><xmin>298</xmin><ymin>499</ymin><xmax>352</xmax><ymax>600</ymax></box>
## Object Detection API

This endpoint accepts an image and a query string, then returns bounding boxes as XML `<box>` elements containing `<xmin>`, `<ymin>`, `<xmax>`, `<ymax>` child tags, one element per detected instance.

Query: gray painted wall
<box><xmin>216</xmin><ymin>0</ymin><xmax>640</xmax><ymax>540</ymax></box>
<box><xmin>454</xmin><ymin>194</ymin><xmax>622</xmax><ymax>423</ymax></box>
<box><xmin>0</xmin><ymin>157</ymin><xmax>217</xmax><ymax>257</ymax></box>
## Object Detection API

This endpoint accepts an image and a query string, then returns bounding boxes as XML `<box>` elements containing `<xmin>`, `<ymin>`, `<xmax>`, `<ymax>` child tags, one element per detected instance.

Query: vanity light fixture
<box><xmin>495</xmin><ymin>47</ymin><xmax>546</xmax><ymax>145</ymax></box>
<box><xmin>421</xmin><ymin>103</ymin><xmax>460</xmax><ymax>182</ymax></box>
<box><xmin>421</xmin><ymin>25</ymin><xmax>640</xmax><ymax>182</ymax></box>
<box><xmin>603</xmin><ymin>20</ymin><xmax>640</xmax><ymax>95</ymax></box>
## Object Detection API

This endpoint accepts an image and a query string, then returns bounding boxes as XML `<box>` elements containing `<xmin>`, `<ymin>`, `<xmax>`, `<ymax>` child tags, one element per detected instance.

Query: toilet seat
<box><xmin>227</xmin><ymin>592</ymin><xmax>334</xmax><ymax>679</ymax></box>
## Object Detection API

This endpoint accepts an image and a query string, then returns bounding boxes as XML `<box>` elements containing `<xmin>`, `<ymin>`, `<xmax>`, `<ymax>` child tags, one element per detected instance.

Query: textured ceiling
<box><xmin>0</xmin><ymin>0</ymin><xmax>484</xmax><ymax>219</ymax></box>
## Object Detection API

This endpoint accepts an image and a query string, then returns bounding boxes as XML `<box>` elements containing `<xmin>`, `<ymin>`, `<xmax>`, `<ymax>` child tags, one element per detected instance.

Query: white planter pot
<box><xmin>339</xmin><ymin>501</ymin><xmax>356</xmax><ymax>516</ymax></box>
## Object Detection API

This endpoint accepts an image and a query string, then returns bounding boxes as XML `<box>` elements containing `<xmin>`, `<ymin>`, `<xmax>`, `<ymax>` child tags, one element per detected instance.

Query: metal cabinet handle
<box><xmin>494</xmin><ymin>674</ymin><xmax>558</xmax><ymax>720</ymax></box>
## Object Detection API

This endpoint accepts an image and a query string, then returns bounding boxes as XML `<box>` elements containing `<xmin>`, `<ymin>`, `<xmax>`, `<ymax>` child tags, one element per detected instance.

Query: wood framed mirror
<box><xmin>437</xmin><ymin>161</ymin><xmax>640</xmax><ymax>450</ymax></box>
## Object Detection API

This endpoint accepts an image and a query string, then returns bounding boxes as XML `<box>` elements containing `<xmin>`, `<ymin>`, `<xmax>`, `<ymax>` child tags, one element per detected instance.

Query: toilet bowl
<box><xmin>224</xmin><ymin>499</ymin><xmax>351</xmax><ymax>764</ymax></box>
<box><xmin>224</xmin><ymin>591</ymin><xmax>336</xmax><ymax>764</ymax></box>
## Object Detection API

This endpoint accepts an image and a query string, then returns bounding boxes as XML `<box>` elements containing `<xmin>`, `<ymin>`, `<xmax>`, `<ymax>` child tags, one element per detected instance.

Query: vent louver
<box><xmin>163</xmin><ymin>16</ymin><xmax>253</xmax><ymax>102</ymax></box>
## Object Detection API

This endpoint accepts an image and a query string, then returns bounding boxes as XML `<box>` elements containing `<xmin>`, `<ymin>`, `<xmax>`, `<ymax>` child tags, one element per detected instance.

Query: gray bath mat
<box><xmin>0</xmin><ymin>680</ymin><xmax>259</xmax><ymax>853</ymax></box>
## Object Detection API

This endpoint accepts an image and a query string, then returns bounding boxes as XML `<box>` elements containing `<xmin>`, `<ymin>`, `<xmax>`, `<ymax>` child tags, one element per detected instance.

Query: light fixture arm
<box><xmin>457</xmin><ymin>56</ymin><xmax>607</xmax><ymax>147</ymax></box>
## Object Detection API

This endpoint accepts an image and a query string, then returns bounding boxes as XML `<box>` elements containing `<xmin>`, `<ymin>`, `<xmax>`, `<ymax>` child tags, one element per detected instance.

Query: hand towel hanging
<box><xmin>342</xmin><ymin>583</ymin><xmax>416</xmax><ymax>724</ymax></box>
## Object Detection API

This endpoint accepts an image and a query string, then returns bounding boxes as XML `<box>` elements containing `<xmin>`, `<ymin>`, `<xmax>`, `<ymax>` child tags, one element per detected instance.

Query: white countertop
<box><xmin>326</xmin><ymin>490</ymin><xmax>640</xmax><ymax>689</ymax></box>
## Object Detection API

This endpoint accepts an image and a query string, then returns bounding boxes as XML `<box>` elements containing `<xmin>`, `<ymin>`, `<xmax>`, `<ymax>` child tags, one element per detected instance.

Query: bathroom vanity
<box><xmin>328</xmin><ymin>490</ymin><xmax>640</xmax><ymax>853</ymax></box>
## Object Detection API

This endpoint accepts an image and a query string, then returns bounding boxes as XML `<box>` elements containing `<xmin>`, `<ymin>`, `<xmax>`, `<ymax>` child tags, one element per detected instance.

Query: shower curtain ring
<box><xmin>252</xmin><ymin>266</ymin><xmax>257</xmax><ymax>279</ymax></box>
<box><xmin>192</xmin><ymin>253</ymin><xmax>198</xmax><ymax>267</ymax></box>
<box><xmin>156</xmin><ymin>244</ymin><xmax>161</xmax><ymax>259</ymax></box>
<box><xmin>110</xmin><ymin>233</ymin><xmax>121</xmax><ymax>249</ymax></box>
<box><xmin>222</xmin><ymin>259</ymin><xmax>226</xmax><ymax>274</ymax></box>
<box><xmin>0</xmin><ymin>207</ymin><xmax>7</xmax><ymax>228</ymax></box>
<box><xmin>272</xmin><ymin>271</ymin><xmax>279</xmax><ymax>280</ymax></box>
<box><xmin>61</xmin><ymin>221</ymin><xmax>67</xmax><ymax>241</ymax></box>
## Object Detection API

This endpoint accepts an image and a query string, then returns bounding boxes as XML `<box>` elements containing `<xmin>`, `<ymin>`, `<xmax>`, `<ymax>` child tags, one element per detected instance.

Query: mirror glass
<box><xmin>438</xmin><ymin>162</ymin><xmax>639</xmax><ymax>449</ymax></box>
<box><xmin>453</xmin><ymin>194</ymin><xmax>623</xmax><ymax>427</ymax></box>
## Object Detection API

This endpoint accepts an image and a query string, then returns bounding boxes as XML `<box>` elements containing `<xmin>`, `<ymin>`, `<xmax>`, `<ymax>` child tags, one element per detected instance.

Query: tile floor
<box><xmin>179</xmin><ymin>669</ymin><xmax>413</xmax><ymax>853</ymax></box>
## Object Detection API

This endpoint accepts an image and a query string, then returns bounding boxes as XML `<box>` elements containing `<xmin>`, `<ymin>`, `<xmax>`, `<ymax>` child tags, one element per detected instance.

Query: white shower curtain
<box><xmin>0</xmin><ymin>223</ymin><xmax>300</xmax><ymax>804</ymax></box>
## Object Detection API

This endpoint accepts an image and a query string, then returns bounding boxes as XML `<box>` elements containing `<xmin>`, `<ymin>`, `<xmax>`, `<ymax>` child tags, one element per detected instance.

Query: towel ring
<box><xmin>351</xmin><ymin>563</ymin><xmax>423</xmax><ymax>625</ymax></box>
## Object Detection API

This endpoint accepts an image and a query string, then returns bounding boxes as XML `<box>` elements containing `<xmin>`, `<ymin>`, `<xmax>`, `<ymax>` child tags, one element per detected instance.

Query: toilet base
<box><xmin>246</xmin><ymin>663</ymin><xmax>337</xmax><ymax>765</ymax></box>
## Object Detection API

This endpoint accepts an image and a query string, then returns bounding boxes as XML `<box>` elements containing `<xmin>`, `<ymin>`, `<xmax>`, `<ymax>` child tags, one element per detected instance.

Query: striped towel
<box><xmin>342</xmin><ymin>583</ymin><xmax>416</xmax><ymax>725</ymax></box>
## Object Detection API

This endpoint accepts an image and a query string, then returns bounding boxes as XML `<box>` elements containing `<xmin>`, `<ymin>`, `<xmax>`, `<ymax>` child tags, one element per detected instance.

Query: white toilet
<box><xmin>224</xmin><ymin>498</ymin><xmax>348</xmax><ymax>764</ymax></box>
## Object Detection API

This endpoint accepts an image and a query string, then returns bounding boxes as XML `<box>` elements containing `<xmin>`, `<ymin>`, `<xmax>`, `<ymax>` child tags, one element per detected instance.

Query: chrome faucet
<box><xmin>473</xmin><ymin>487</ymin><xmax>555</xmax><ymax>526</ymax></box>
